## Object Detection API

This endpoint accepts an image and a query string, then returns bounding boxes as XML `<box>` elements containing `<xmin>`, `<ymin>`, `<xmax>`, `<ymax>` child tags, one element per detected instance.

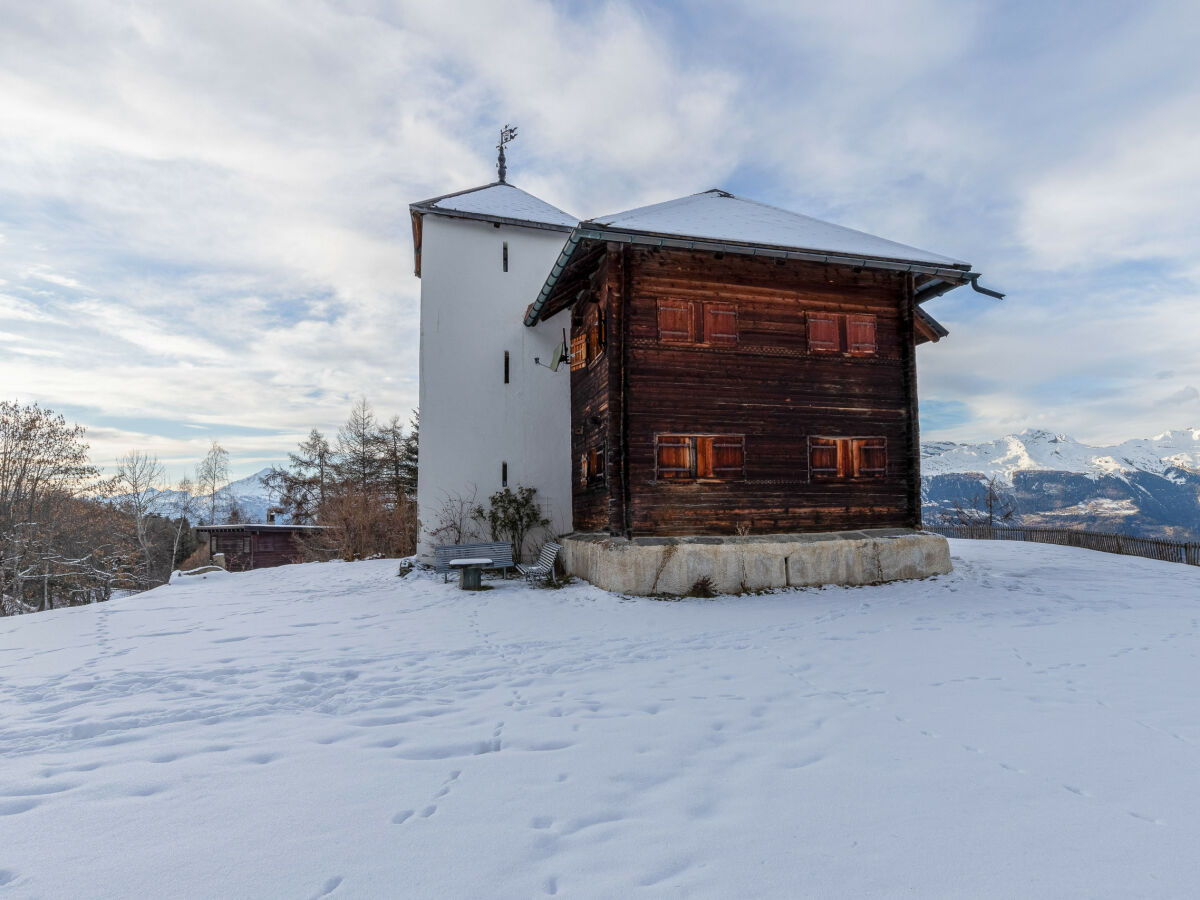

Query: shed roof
<box><xmin>589</xmin><ymin>189</ymin><xmax>967</xmax><ymax>268</ymax></box>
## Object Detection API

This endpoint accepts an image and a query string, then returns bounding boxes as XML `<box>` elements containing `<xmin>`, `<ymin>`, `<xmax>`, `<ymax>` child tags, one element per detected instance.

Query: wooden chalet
<box><xmin>524</xmin><ymin>189</ymin><xmax>1000</xmax><ymax>538</ymax></box>
<box><xmin>194</xmin><ymin>523</ymin><xmax>326</xmax><ymax>572</ymax></box>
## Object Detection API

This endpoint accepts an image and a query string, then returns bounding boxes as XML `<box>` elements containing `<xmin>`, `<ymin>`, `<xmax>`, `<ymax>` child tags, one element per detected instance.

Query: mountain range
<box><xmin>922</xmin><ymin>428</ymin><xmax>1200</xmax><ymax>539</ymax></box>
<box><xmin>142</xmin><ymin>429</ymin><xmax>1200</xmax><ymax>540</ymax></box>
<box><xmin>144</xmin><ymin>467</ymin><xmax>277</xmax><ymax>525</ymax></box>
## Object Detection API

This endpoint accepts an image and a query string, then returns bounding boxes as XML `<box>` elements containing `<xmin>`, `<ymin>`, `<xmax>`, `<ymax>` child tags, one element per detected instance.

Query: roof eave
<box><xmin>408</xmin><ymin>204</ymin><xmax>576</xmax><ymax>235</ymax></box>
<box><xmin>524</xmin><ymin>224</ymin><xmax>982</xmax><ymax>327</ymax></box>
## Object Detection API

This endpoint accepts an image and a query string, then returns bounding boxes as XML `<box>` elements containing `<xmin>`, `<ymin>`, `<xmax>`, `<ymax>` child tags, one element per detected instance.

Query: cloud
<box><xmin>1</xmin><ymin>0</ymin><xmax>1199</xmax><ymax>475</ymax></box>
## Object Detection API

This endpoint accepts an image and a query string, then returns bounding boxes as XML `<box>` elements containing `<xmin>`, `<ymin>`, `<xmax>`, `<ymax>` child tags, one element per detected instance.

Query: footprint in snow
<box><xmin>309</xmin><ymin>875</ymin><xmax>343</xmax><ymax>898</ymax></box>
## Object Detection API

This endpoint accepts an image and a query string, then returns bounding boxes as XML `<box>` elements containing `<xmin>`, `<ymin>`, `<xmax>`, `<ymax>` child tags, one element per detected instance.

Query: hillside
<box><xmin>2</xmin><ymin>544</ymin><xmax>1199</xmax><ymax>897</ymax></box>
<box><xmin>923</xmin><ymin>428</ymin><xmax>1200</xmax><ymax>538</ymax></box>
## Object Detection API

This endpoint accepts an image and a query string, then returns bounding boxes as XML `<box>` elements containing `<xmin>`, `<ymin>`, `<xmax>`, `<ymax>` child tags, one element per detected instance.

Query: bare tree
<box><xmin>114</xmin><ymin>450</ymin><xmax>166</xmax><ymax>584</ymax></box>
<box><xmin>430</xmin><ymin>487</ymin><xmax>480</xmax><ymax>545</ymax></box>
<box><xmin>196</xmin><ymin>440</ymin><xmax>230</xmax><ymax>525</ymax></box>
<box><xmin>170</xmin><ymin>475</ymin><xmax>198</xmax><ymax>571</ymax></box>
<box><xmin>0</xmin><ymin>401</ymin><xmax>136</xmax><ymax>614</ymax></box>
<box><xmin>941</xmin><ymin>474</ymin><xmax>1019</xmax><ymax>527</ymax></box>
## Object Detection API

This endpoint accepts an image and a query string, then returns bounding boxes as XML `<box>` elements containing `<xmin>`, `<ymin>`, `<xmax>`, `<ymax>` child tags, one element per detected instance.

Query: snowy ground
<box><xmin>2</xmin><ymin>542</ymin><xmax>1199</xmax><ymax>899</ymax></box>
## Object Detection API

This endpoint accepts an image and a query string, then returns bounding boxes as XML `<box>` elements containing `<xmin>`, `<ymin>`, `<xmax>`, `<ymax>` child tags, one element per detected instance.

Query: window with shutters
<box><xmin>655</xmin><ymin>434</ymin><xmax>745</xmax><ymax>481</ymax></box>
<box><xmin>657</xmin><ymin>299</ymin><xmax>738</xmax><ymax>347</ymax></box>
<box><xmin>587</xmin><ymin>311</ymin><xmax>606</xmax><ymax>365</ymax></box>
<box><xmin>589</xmin><ymin>446</ymin><xmax>605</xmax><ymax>482</ymax></box>
<box><xmin>570</xmin><ymin>332</ymin><xmax>587</xmax><ymax>371</ymax></box>
<box><xmin>808</xmin><ymin>436</ymin><xmax>887</xmax><ymax>480</ymax></box>
<box><xmin>580</xmin><ymin>446</ymin><xmax>606</xmax><ymax>485</ymax></box>
<box><xmin>806</xmin><ymin>311</ymin><xmax>877</xmax><ymax>356</ymax></box>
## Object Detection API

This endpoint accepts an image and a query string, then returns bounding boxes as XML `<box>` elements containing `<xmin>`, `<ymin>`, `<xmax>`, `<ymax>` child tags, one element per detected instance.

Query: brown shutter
<box><xmin>704</xmin><ymin>303</ymin><xmax>738</xmax><ymax>346</ymax></box>
<box><xmin>657</xmin><ymin>300</ymin><xmax>694</xmax><ymax>343</ymax></box>
<box><xmin>846</xmin><ymin>314</ymin><xmax>877</xmax><ymax>356</ymax></box>
<box><xmin>809</xmin><ymin>437</ymin><xmax>840</xmax><ymax>479</ymax></box>
<box><xmin>695</xmin><ymin>436</ymin><xmax>714</xmax><ymax>478</ymax></box>
<box><xmin>853</xmin><ymin>438</ymin><xmax>887</xmax><ymax>477</ymax></box>
<box><xmin>570</xmin><ymin>333</ymin><xmax>587</xmax><ymax>371</ymax></box>
<box><xmin>710</xmin><ymin>436</ymin><xmax>745</xmax><ymax>479</ymax></box>
<box><xmin>656</xmin><ymin>435</ymin><xmax>694</xmax><ymax>479</ymax></box>
<box><xmin>807</xmin><ymin>312</ymin><xmax>840</xmax><ymax>352</ymax></box>
<box><xmin>589</xmin><ymin>447</ymin><xmax>605</xmax><ymax>479</ymax></box>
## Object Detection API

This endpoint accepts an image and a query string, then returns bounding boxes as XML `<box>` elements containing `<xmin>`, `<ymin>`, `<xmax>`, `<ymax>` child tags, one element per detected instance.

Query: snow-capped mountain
<box><xmin>922</xmin><ymin>428</ymin><xmax>1200</xmax><ymax>539</ymax></box>
<box><xmin>139</xmin><ymin>467</ymin><xmax>277</xmax><ymax>524</ymax></box>
<box><xmin>923</xmin><ymin>428</ymin><xmax>1200</xmax><ymax>484</ymax></box>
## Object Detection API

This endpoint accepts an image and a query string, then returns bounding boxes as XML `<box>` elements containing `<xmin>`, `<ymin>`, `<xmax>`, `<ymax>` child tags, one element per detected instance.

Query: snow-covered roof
<box><xmin>588</xmin><ymin>189</ymin><xmax>967</xmax><ymax>267</ymax></box>
<box><xmin>410</xmin><ymin>182</ymin><xmax>577</xmax><ymax>231</ymax></box>
<box><xmin>525</xmin><ymin>188</ymin><xmax>988</xmax><ymax>326</ymax></box>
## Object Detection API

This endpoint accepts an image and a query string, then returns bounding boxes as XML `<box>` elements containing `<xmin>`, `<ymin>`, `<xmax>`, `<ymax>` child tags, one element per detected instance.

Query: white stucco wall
<box><xmin>416</xmin><ymin>214</ymin><xmax>573</xmax><ymax>560</ymax></box>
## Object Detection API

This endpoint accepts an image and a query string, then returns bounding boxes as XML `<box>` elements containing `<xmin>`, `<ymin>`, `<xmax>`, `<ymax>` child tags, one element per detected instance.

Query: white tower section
<box><xmin>410</xmin><ymin>183</ymin><xmax>576</xmax><ymax>560</ymax></box>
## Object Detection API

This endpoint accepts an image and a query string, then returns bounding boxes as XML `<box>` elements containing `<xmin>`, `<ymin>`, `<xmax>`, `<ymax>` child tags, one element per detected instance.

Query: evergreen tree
<box><xmin>261</xmin><ymin>429</ymin><xmax>331</xmax><ymax>524</ymax></box>
<box><xmin>334</xmin><ymin>398</ymin><xmax>383</xmax><ymax>497</ymax></box>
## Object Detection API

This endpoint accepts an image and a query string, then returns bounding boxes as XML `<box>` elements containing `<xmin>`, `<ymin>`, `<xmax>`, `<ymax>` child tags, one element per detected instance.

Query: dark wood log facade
<box><xmin>566</xmin><ymin>244</ymin><xmax>925</xmax><ymax>536</ymax></box>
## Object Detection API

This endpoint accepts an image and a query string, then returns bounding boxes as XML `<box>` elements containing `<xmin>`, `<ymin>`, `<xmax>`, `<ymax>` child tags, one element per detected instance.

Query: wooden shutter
<box><xmin>704</xmin><ymin>303</ymin><xmax>738</xmax><ymax>346</ymax></box>
<box><xmin>589</xmin><ymin>447</ymin><xmax>605</xmax><ymax>480</ymax></box>
<box><xmin>656</xmin><ymin>435</ymin><xmax>694</xmax><ymax>479</ymax></box>
<box><xmin>809</xmin><ymin>437</ymin><xmax>841</xmax><ymax>479</ymax></box>
<box><xmin>807</xmin><ymin>313</ymin><xmax>840</xmax><ymax>352</ymax></box>
<box><xmin>570</xmin><ymin>333</ymin><xmax>587</xmax><ymax>371</ymax></box>
<box><xmin>709</xmin><ymin>436</ymin><xmax>745</xmax><ymax>479</ymax></box>
<box><xmin>853</xmin><ymin>438</ymin><xmax>887</xmax><ymax>478</ymax></box>
<box><xmin>846</xmin><ymin>314</ymin><xmax>877</xmax><ymax>357</ymax></box>
<box><xmin>657</xmin><ymin>300</ymin><xmax>694</xmax><ymax>343</ymax></box>
<box><xmin>579</xmin><ymin>453</ymin><xmax>589</xmax><ymax>485</ymax></box>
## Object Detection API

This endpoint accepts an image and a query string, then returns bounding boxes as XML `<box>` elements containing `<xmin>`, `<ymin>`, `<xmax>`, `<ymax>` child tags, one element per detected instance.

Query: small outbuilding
<box><xmin>194</xmin><ymin>524</ymin><xmax>326</xmax><ymax>572</ymax></box>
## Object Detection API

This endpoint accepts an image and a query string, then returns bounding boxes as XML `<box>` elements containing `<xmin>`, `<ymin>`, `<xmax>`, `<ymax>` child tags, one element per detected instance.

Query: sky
<box><xmin>2</xmin><ymin>0</ymin><xmax>1199</xmax><ymax>480</ymax></box>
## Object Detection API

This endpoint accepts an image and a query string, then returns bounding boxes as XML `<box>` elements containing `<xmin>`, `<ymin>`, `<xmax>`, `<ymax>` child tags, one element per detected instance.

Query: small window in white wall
<box><xmin>504</xmin><ymin>350</ymin><xmax>510</xmax><ymax>384</ymax></box>
<box><xmin>502</xmin><ymin>242</ymin><xmax>509</xmax><ymax>272</ymax></box>
<box><xmin>502</xmin><ymin>461</ymin><xmax>508</xmax><ymax>487</ymax></box>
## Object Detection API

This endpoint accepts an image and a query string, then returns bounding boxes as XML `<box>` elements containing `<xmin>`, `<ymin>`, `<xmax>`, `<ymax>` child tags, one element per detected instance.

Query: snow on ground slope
<box><xmin>2</xmin><ymin>544</ymin><xmax>1199</xmax><ymax>898</ymax></box>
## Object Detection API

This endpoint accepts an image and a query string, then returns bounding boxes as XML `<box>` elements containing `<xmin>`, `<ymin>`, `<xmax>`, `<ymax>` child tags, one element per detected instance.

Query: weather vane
<box><xmin>497</xmin><ymin>124</ymin><xmax>518</xmax><ymax>183</ymax></box>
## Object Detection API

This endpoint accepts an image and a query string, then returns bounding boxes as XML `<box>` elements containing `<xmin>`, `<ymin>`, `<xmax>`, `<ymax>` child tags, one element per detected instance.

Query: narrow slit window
<box><xmin>501</xmin><ymin>461</ymin><xmax>508</xmax><ymax>487</ymax></box>
<box><xmin>502</xmin><ymin>241</ymin><xmax>508</xmax><ymax>272</ymax></box>
<box><xmin>504</xmin><ymin>350</ymin><xmax>510</xmax><ymax>384</ymax></box>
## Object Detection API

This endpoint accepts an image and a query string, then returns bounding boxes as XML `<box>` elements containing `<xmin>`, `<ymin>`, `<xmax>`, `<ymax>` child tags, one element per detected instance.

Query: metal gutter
<box><xmin>525</xmin><ymin>224</ymin><xmax>997</xmax><ymax>326</ymax></box>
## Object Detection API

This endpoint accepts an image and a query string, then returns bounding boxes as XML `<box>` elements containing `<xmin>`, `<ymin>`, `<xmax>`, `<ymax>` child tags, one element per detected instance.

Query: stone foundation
<box><xmin>560</xmin><ymin>529</ymin><xmax>951</xmax><ymax>596</ymax></box>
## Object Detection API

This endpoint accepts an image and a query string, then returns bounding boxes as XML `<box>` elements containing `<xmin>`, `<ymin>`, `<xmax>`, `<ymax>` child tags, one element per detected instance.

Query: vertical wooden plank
<box><xmin>900</xmin><ymin>274</ymin><xmax>922</xmax><ymax>529</ymax></box>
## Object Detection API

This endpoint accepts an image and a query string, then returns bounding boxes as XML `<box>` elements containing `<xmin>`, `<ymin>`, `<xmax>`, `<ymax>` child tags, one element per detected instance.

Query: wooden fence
<box><xmin>926</xmin><ymin>524</ymin><xmax>1200</xmax><ymax>568</ymax></box>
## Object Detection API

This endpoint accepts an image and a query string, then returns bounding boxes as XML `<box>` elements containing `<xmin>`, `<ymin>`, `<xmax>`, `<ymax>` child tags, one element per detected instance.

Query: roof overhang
<box><xmin>195</xmin><ymin>524</ymin><xmax>328</xmax><ymax>533</ymax></box>
<box><xmin>524</xmin><ymin>224</ymin><xmax>999</xmax><ymax>326</ymax></box>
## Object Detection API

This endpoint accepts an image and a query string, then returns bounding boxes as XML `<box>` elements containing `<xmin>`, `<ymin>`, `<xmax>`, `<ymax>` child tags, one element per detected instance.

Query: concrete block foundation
<box><xmin>560</xmin><ymin>529</ymin><xmax>951</xmax><ymax>596</ymax></box>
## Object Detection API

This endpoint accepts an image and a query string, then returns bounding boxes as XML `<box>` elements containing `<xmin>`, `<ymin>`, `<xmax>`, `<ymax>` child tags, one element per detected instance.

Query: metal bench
<box><xmin>433</xmin><ymin>542</ymin><xmax>515</xmax><ymax>582</ymax></box>
<box><xmin>517</xmin><ymin>541</ymin><xmax>563</xmax><ymax>587</ymax></box>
